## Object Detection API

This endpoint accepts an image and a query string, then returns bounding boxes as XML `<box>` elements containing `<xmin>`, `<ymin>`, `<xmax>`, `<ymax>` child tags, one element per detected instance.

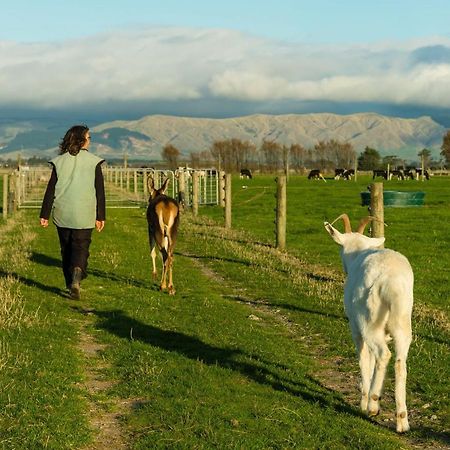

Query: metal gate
<box><xmin>14</xmin><ymin>166</ymin><xmax>220</xmax><ymax>210</ymax></box>
<box><xmin>15</xmin><ymin>166</ymin><xmax>52</xmax><ymax>209</ymax></box>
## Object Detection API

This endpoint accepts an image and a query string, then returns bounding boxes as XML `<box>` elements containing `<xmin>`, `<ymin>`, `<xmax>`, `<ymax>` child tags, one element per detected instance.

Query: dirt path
<box><xmin>75</xmin><ymin>308</ymin><xmax>130</xmax><ymax>450</ymax></box>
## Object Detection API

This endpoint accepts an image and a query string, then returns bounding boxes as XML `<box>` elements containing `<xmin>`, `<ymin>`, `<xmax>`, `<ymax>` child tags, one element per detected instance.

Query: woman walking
<box><xmin>39</xmin><ymin>125</ymin><xmax>105</xmax><ymax>299</ymax></box>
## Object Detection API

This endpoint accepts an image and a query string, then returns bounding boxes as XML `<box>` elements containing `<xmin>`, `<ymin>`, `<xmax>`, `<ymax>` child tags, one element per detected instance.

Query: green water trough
<box><xmin>360</xmin><ymin>190</ymin><xmax>425</xmax><ymax>207</ymax></box>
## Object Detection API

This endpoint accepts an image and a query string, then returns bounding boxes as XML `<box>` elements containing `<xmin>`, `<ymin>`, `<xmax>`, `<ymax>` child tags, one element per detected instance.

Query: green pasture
<box><xmin>203</xmin><ymin>174</ymin><xmax>450</xmax><ymax>310</ymax></box>
<box><xmin>0</xmin><ymin>175</ymin><xmax>448</xmax><ymax>449</ymax></box>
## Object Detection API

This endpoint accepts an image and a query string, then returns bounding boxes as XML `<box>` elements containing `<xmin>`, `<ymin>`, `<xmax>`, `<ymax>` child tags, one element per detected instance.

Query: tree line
<box><xmin>163</xmin><ymin>138</ymin><xmax>357</xmax><ymax>173</ymax></box>
<box><xmin>162</xmin><ymin>130</ymin><xmax>450</xmax><ymax>173</ymax></box>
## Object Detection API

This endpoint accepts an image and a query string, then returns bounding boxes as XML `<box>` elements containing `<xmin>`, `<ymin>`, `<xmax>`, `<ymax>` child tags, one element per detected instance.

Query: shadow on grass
<box><xmin>30</xmin><ymin>252</ymin><xmax>61</xmax><ymax>268</ymax></box>
<box><xmin>224</xmin><ymin>295</ymin><xmax>345</xmax><ymax>321</ymax></box>
<box><xmin>189</xmin><ymin>229</ymin><xmax>273</xmax><ymax>249</ymax></box>
<box><xmin>177</xmin><ymin>250</ymin><xmax>337</xmax><ymax>284</ymax></box>
<box><xmin>87</xmin><ymin>308</ymin><xmax>363</xmax><ymax>419</ymax></box>
<box><xmin>0</xmin><ymin>268</ymin><xmax>66</xmax><ymax>297</ymax></box>
<box><xmin>176</xmin><ymin>251</ymin><xmax>252</xmax><ymax>268</ymax></box>
<box><xmin>30</xmin><ymin>251</ymin><xmax>150</xmax><ymax>289</ymax></box>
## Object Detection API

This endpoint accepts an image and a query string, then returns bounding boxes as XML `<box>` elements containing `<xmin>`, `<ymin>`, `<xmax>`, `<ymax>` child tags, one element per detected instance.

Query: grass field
<box><xmin>0</xmin><ymin>174</ymin><xmax>448</xmax><ymax>449</ymax></box>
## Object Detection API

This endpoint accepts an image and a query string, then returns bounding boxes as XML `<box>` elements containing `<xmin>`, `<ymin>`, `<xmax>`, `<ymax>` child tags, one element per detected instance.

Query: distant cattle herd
<box><xmin>306</xmin><ymin>167</ymin><xmax>433</xmax><ymax>181</ymax></box>
<box><xmin>371</xmin><ymin>168</ymin><xmax>430</xmax><ymax>180</ymax></box>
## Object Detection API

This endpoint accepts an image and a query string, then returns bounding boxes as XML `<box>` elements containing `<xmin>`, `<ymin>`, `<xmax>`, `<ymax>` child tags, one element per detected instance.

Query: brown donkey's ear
<box><xmin>147</xmin><ymin>177</ymin><xmax>156</xmax><ymax>196</ymax></box>
<box><xmin>161</xmin><ymin>178</ymin><xmax>170</xmax><ymax>194</ymax></box>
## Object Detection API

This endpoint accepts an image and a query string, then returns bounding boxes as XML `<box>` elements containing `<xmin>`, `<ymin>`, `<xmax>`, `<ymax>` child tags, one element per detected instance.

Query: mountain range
<box><xmin>0</xmin><ymin>112</ymin><xmax>446</xmax><ymax>162</ymax></box>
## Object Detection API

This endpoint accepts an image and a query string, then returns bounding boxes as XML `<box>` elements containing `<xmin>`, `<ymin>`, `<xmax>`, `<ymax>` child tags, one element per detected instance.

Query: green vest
<box><xmin>51</xmin><ymin>150</ymin><xmax>104</xmax><ymax>229</ymax></box>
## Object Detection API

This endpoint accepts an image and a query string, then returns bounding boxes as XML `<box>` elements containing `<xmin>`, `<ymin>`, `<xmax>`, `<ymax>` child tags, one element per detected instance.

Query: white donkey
<box><xmin>324</xmin><ymin>214</ymin><xmax>413</xmax><ymax>432</ymax></box>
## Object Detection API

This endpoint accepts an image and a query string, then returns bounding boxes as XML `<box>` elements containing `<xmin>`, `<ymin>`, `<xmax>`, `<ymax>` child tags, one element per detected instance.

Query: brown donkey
<box><xmin>146</xmin><ymin>177</ymin><xmax>180</xmax><ymax>294</ymax></box>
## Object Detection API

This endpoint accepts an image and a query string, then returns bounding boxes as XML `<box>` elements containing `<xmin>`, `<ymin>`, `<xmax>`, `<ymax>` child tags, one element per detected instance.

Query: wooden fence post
<box><xmin>192</xmin><ymin>172</ymin><xmax>199</xmax><ymax>216</ymax></box>
<box><xmin>143</xmin><ymin>171</ymin><xmax>148</xmax><ymax>199</ymax></box>
<box><xmin>178</xmin><ymin>171</ymin><xmax>186</xmax><ymax>208</ymax></box>
<box><xmin>2</xmin><ymin>174</ymin><xmax>8</xmax><ymax>220</ymax></box>
<box><xmin>224</xmin><ymin>173</ymin><xmax>232</xmax><ymax>228</ymax></box>
<box><xmin>276</xmin><ymin>175</ymin><xmax>287</xmax><ymax>250</ymax></box>
<box><xmin>219</xmin><ymin>171</ymin><xmax>226</xmax><ymax>207</ymax></box>
<box><xmin>370</xmin><ymin>182</ymin><xmax>384</xmax><ymax>242</ymax></box>
<box><xmin>14</xmin><ymin>170</ymin><xmax>20</xmax><ymax>211</ymax></box>
<box><xmin>8</xmin><ymin>172</ymin><xmax>16</xmax><ymax>213</ymax></box>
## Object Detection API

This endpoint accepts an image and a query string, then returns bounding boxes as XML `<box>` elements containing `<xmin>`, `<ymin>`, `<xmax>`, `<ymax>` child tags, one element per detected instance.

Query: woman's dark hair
<box><xmin>59</xmin><ymin>125</ymin><xmax>89</xmax><ymax>156</ymax></box>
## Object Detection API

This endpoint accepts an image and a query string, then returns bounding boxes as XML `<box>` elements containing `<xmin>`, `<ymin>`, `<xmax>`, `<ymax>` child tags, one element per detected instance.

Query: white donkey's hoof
<box><xmin>368</xmin><ymin>395</ymin><xmax>380</xmax><ymax>416</ymax></box>
<box><xmin>396</xmin><ymin>412</ymin><xmax>409</xmax><ymax>433</ymax></box>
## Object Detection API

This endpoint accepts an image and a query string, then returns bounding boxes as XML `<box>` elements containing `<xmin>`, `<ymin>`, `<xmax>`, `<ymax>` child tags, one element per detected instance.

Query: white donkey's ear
<box><xmin>370</xmin><ymin>236</ymin><xmax>385</xmax><ymax>248</ymax></box>
<box><xmin>324</xmin><ymin>222</ymin><xmax>346</xmax><ymax>245</ymax></box>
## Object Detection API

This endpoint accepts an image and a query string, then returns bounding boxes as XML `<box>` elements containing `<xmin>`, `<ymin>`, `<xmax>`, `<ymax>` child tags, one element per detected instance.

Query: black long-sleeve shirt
<box><xmin>39</xmin><ymin>162</ymin><xmax>106</xmax><ymax>222</ymax></box>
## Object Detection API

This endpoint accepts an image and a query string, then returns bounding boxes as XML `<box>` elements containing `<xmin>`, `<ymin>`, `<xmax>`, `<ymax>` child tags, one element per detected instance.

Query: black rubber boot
<box><xmin>70</xmin><ymin>267</ymin><xmax>83</xmax><ymax>299</ymax></box>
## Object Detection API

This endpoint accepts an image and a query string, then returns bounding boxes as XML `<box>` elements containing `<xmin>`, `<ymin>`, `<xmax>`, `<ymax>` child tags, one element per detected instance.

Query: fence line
<box><xmin>2</xmin><ymin>169</ymin><xmax>386</xmax><ymax>254</ymax></box>
<box><xmin>1</xmin><ymin>166</ymin><xmax>221</xmax><ymax>219</ymax></box>
<box><xmin>103</xmin><ymin>167</ymin><xmax>220</xmax><ymax>208</ymax></box>
<box><xmin>275</xmin><ymin>176</ymin><xmax>287</xmax><ymax>250</ymax></box>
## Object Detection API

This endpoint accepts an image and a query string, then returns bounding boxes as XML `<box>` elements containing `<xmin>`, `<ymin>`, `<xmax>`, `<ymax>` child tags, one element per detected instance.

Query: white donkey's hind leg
<box><xmin>392</xmin><ymin>325</ymin><xmax>412</xmax><ymax>432</ymax></box>
<box><xmin>367</xmin><ymin>331</ymin><xmax>391</xmax><ymax>417</ymax></box>
<box><xmin>358</xmin><ymin>340</ymin><xmax>375</xmax><ymax>412</ymax></box>
<box><xmin>353</xmin><ymin>331</ymin><xmax>373</xmax><ymax>412</ymax></box>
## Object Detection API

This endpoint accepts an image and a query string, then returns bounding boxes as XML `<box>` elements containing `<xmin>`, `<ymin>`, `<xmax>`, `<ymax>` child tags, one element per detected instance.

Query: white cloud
<box><xmin>1</xmin><ymin>27</ymin><xmax>450</xmax><ymax>110</ymax></box>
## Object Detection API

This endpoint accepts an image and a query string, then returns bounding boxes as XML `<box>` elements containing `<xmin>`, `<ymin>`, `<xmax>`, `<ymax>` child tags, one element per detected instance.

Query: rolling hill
<box><xmin>0</xmin><ymin>112</ymin><xmax>446</xmax><ymax>162</ymax></box>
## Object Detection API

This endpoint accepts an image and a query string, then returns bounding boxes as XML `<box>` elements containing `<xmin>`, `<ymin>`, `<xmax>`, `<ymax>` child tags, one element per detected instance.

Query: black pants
<box><xmin>56</xmin><ymin>227</ymin><xmax>93</xmax><ymax>287</ymax></box>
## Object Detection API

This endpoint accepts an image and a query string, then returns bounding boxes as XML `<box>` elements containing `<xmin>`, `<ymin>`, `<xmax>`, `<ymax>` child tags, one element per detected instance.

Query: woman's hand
<box><xmin>96</xmin><ymin>220</ymin><xmax>105</xmax><ymax>232</ymax></box>
<box><xmin>40</xmin><ymin>218</ymin><xmax>49</xmax><ymax>227</ymax></box>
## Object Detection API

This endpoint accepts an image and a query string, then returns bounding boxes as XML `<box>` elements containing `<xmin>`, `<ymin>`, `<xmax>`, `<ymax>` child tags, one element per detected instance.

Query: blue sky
<box><xmin>2</xmin><ymin>0</ymin><xmax>449</xmax><ymax>44</ymax></box>
<box><xmin>1</xmin><ymin>0</ymin><xmax>450</xmax><ymax>123</ymax></box>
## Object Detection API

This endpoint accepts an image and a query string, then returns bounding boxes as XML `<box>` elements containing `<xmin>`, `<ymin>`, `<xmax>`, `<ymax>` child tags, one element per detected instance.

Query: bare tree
<box><xmin>210</xmin><ymin>138</ymin><xmax>256</xmax><ymax>173</ymax></box>
<box><xmin>162</xmin><ymin>144</ymin><xmax>181</xmax><ymax>170</ymax></box>
<box><xmin>289</xmin><ymin>143</ymin><xmax>307</xmax><ymax>173</ymax></box>
<box><xmin>231</xmin><ymin>138</ymin><xmax>256</xmax><ymax>171</ymax></box>
<box><xmin>313</xmin><ymin>140</ymin><xmax>331</xmax><ymax>170</ymax></box>
<box><xmin>210</xmin><ymin>140</ymin><xmax>228</xmax><ymax>172</ymax></box>
<box><xmin>260</xmin><ymin>140</ymin><xmax>283</xmax><ymax>172</ymax></box>
<box><xmin>190</xmin><ymin>151</ymin><xmax>201</xmax><ymax>168</ymax></box>
<box><xmin>383</xmin><ymin>155</ymin><xmax>404</xmax><ymax>169</ymax></box>
<box><xmin>313</xmin><ymin>139</ymin><xmax>356</xmax><ymax>170</ymax></box>
<box><xmin>441</xmin><ymin>130</ymin><xmax>450</xmax><ymax>165</ymax></box>
<box><xmin>418</xmin><ymin>148</ymin><xmax>432</xmax><ymax>168</ymax></box>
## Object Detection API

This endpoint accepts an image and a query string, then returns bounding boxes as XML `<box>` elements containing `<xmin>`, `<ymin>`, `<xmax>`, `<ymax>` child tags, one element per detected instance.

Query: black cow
<box><xmin>405</xmin><ymin>168</ymin><xmax>430</xmax><ymax>180</ymax></box>
<box><xmin>308</xmin><ymin>169</ymin><xmax>326</xmax><ymax>181</ymax></box>
<box><xmin>389</xmin><ymin>169</ymin><xmax>405</xmax><ymax>180</ymax></box>
<box><xmin>240</xmin><ymin>168</ymin><xmax>253</xmax><ymax>179</ymax></box>
<box><xmin>412</xmin><ymin>168</ymin><xmax>430</xmax><ymax>180</ymax></box>
<box><xmin>335</xmin><ymin>169</ymin><xmax>355</xmax><ymax>180</ymax></box>
<box><xmin>344</xmin><ymin>169</ymin><xmax>355</xmax><ymax>179</ymax></box>
<box><xmin>372</xmin><ymin>170</ymin><xmax>387</xmax><ymax>180</ymax></box>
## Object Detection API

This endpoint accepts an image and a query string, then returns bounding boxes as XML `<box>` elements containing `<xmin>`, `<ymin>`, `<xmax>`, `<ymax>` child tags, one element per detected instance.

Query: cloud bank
<box><xmin>1</xmin><ymin>27</ymin><xmax>450</xmax><ymax>113</ymax></box>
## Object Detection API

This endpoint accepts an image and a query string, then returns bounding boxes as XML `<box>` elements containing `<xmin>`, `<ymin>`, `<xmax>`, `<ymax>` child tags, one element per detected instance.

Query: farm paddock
<box><xmin>0</xmin><ymin>174</ymin><xmax>448</xmax><ymax>449</ymax></box>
